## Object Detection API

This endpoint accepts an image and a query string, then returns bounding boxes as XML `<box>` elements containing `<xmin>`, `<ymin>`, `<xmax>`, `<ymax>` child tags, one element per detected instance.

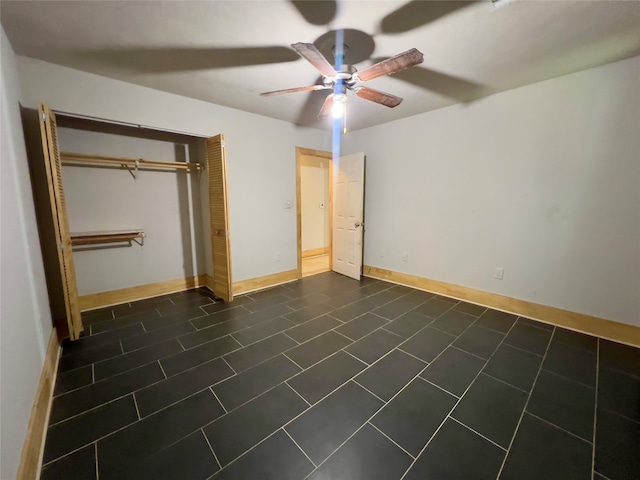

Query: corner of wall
<box><xmin>1</xmin><ymin>26</ymin><xmax>54</xmax><ymax>479</ymax></box>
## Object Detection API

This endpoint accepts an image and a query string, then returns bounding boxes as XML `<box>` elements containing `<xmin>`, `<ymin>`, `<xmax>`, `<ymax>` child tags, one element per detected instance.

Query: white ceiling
<box><xmin>2</xmin><ymin>0</ymin><xmax>639</xmax><ymax>131</ymax></box>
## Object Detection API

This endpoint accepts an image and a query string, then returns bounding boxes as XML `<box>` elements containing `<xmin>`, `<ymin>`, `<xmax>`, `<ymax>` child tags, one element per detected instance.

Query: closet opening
<box><xmin>296</xmin><ymin>147</ymin><xmax>332</xmax><ymax>279</ymax></box>
<box><xmin>21</xmin><ymin>104</ymin><xmax>231</xmax><ymax>340</ymax></box>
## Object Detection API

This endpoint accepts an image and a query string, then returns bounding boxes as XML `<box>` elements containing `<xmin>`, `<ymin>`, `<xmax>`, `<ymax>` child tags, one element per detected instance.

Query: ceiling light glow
<box><xmin>332</xmin><ymin>94</ymin><xmax>346</xmax><ymax>119</ymax></box>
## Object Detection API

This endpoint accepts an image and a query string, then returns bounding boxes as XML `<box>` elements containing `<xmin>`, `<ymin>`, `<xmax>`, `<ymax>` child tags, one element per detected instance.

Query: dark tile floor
<box><xmin>41</xmin><ymin>272</ymin><xmax>640</xmax><ymax>480</ymax></box>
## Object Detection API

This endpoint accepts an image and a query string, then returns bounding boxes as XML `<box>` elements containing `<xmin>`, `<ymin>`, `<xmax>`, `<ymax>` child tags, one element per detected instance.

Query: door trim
<box><xmin>295</xmin><ymin>147</ymin><xmax>333</xmax><ymax>280</ymax></box>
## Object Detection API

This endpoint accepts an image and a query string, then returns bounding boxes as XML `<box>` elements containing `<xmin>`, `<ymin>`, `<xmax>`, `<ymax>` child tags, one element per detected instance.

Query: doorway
<box><xmin>296</xmin><ymin>147</ymin><xmax>332</xmax><ymax>279</ymax></box>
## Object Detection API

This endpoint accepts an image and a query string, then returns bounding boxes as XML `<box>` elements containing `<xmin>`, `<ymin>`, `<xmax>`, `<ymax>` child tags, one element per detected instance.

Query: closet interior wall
<box><xmin>300</xmin><ymin>155</ymin><xmax>330</xmax><ymax>254</ymax></box>
<box><xmin>55</xmin><ymin>116</ymin><xmax>209</xmax><ymax>297</ymax></box>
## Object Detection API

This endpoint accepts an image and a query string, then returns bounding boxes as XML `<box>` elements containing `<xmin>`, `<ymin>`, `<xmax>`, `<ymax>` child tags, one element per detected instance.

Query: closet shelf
<box><xmin>60</xmin><ymin>152</ymin><xmax>201</xmax><ymax>172</ymax></box>
<box><xmin>71</xmin><ymin>229</ymin><xmax>145</xmax><ymax>246</ymax></box>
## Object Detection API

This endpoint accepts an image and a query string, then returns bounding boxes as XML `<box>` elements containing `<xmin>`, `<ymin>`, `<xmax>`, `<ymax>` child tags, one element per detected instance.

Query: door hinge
<box><xmin>42</xmin><ymin>111</ymin><xmax>47</xmax><ymax>121</ymax></box>
<box><xmin>221</xmin><ymin>140</ymin><xmax>225</xmax><ymax>148</ymax></box>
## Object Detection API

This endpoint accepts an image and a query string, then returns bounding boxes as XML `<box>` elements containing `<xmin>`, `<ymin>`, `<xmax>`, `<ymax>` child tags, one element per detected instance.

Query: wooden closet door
<box><xmin>38</xmin><ymin>103</ymin><xmax>83</xmax><ymax>340</ymax></box>
<box><xmin>206</xmin><ymin>134</ymin><xmax>233</xmax><ymax>302</ymax></box>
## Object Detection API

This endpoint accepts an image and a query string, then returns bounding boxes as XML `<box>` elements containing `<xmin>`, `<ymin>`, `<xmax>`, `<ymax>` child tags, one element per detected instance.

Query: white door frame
<box><xmin>295</xmin><ymin>147</ymin><xmax>333</xmax><ymax>280</ymax></box>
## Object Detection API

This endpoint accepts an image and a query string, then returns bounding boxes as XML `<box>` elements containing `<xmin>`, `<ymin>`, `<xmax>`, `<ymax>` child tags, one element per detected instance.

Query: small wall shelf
<box><xmin>71</xmin><ymin>229</ymin><xmax>146</xmax><ymax>246</ymax></box>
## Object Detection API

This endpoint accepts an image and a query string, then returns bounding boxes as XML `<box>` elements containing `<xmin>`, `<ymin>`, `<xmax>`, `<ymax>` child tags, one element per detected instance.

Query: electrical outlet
<box><xmin>494</xmin><ymin>267</ymin><xmax>504</xmax><ymax>280</ymax></box>
<box><xmin>283</xmin><ymin>201</ymin><xmax>292</xmax><ymax>209</ymax></box>
<box><xmin>276</xmin><ymin>252</ymin><xmax>281</xmax><ymax>263</ymax></box>
<box><xmin>379</xmin><ymin>249</ymin><xmax>385</xmax><ymax>258</ymax></box>
<box><xmin>402</xmin><ymin>252</ymin><xmax>409</xmax><ymax>262</ymax></box>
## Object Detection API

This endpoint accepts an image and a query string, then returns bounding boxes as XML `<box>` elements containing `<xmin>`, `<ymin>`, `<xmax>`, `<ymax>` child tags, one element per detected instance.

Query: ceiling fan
<box><xmin>260</xmin><ymin>43</ymin><xmax>424</xmax><ymax>120</ymax></box>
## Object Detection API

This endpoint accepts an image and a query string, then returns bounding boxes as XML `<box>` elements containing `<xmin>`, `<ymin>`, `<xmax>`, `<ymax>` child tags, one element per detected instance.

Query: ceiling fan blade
<box><xmin>356</xmin><ymin>48</ymin><xmax>424</xmax><ymax>82</ymax></box>
<box><xmin>354</xmin><ymin>87</ymin><xmax>403</xmax><ymax>108</ymax></box>
<box><xmin>290</xmin><ymin>0</ymin><xmax>337</xmax><ymax>25</ymax></box>
<box><xmin>295</xmin><ymin>81</ymin><xmax>330</xmax><ymax>126</ymax></box>
<box><xmin>291</xmin><ymin>43</ymin><xmax>337</xmax><ymax>77</ymax></box>
<box><xmin>74</xmin><ymin>46</ymin><xmax>300</xmax><ymax>73</ymax></box>
<box><xmin>261</xmin><ymin>85</ymin><xmax>331</xmax><ymax>96</ymax></box>
<box><xmin>378</xmin><ymin>61</ymin><xmax>487</xmax><ymax>102</ymax></box>
<box><xmin>380</xmin><ymin>1</ymin><xmax>477</xmax><ymax>34</ymax></box>
<box><xmin>318</xmin><ymin>94</ymin><xmax>335</xmax><ymax>118</ymax></box>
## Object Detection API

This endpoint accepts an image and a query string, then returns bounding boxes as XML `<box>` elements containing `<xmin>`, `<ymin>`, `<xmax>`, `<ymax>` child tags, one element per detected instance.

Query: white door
<box><xmin>332</xmin><ymin>152</ymin><xmax>365</xmax><ymax>280</ymax></box>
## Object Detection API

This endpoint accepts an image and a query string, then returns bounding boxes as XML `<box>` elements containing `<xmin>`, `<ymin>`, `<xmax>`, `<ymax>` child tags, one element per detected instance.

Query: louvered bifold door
<box><xmin>205</xmin><ymin>134</ymin><xmax>233</xmax><ymax>302</ymax></box>
<box><xmin>38</xmin><ymin>103</ymin><xmax>83</xmax><ymax>340</ymax></box>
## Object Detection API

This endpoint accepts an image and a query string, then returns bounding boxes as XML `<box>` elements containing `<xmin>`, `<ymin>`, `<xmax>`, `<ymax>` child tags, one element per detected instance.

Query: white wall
<box><xmin>301</xmin><ymin>155</ymin><xmax>329</xmax><ymax>252</ymax></box>
<box><xmin>0</xmin><ymin>29</ymin><xmax>53</xmax><ymax>479</ymax></box>
<box><xmin>17</xmin><ymin>57</ymin><xmax>330</xmax><ymax>282</ymax></box>
<box><xmin>58</xmin><ymin>127</ymin><xmax>206</xmax><ymax>295</ymax></box>
<box><xmin>344</xmin><ymin>56</ymin><xmax>640</xmax><ymax>326</ymax></box>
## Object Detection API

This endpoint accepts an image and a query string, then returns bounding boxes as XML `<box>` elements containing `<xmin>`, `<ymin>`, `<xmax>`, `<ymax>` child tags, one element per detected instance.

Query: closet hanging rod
<box><xmin>60</xmin><ymin>152</ymin><xmax>201</xmax><ymax>171</ymax></box>
<box><xmin>71</xmin><ymin>229</ymin><xmax>146</xmax><ymax>246</ymax></box>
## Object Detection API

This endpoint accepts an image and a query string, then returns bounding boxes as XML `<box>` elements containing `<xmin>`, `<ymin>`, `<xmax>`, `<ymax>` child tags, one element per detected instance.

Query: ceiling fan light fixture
<box><xmin>332</xmin><ymin>94</ymin><xmax>347</xmax><ymax>119</ymax></box>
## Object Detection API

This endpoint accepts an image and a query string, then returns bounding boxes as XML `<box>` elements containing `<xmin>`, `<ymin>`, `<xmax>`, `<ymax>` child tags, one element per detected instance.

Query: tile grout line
<box><xmin>539</xmin><ymin>366</ymin><xmax>597</xmax><ymax>390</ymax></box>
<box><xmin>368</xmin><ymin>421</ymin><xmax>416</xmax><ymax>459</ymax></box>
<box><xmin>481</xmin><ymin>372</ymin><xmax>531</xmax><ymax>395</ymax></box>
<box><xmin>418</xmin><ymin>377</ymin><xmax>460</xmax><ymax>399</ymax></box>
<box><xmin>282</xmin><ymin>352</ymin><xmax>305</xmax><ymax>371</ymax></box>
<box><xmin>209</xmin><ymin>387</ymin><xmax>227</xmax><ymax>413</ymax></box>
<box><xmin>220</xmin><ymin>356</ymin><xmax>237</xmax><ymax>375</ymax></box>
<box><xmin>591</xmin><ymin>337</ymin><xmax>600</xmax><ymax>480</ymax></box>
<box><xmin>449</xmin><ymin>344</ymin><xmax>488</xmax><ymax>361</ymax></box>
<box><xmin>95</xmin><ymin>442</ymin><xmax>99</xmax><ymax>480</ymax></box>
<box><xmin>352</xmin><ymin>380</ymin><xmax>387</xmax><ymax>404</ymax></box>
<box><xmin>283</xmin><ymin>428</ymin><xmax>317</xmax><ymax>468</ymax></box>
<box><xmin>396</xmin><ymin>347</ymin><xmax>430</xmax><ymax>365</ymax></box>
<box><xmin>495</xmin><ymin>326</ymin><xmax>557</xmax><ymax>478</ymax></box>
<box><xmin>285</xmin><ymin>381</ymin><xmax>312</xmax><ymax>407</ymax></box>
<box><xmin>201</xmin><ymin>428</ymin><xmax>222</xmax><ymax>471</ymax></box>
<box><xmin>379</xmin><ymin>326</ymin><xmax>405</xmax><ymax>340</ymax></box>
<box><xmin>500</xmin><ymin>340</ymin><xmax>546</xmax><ymax>358</ymax></box>
<box><xmin>333</xmin><ymin>329</ymin><xmax>358</xmax><ymax>343</ymax></box>
<box><xmin>449</xmin><ymin>416</ymin><xmax>506</xmax><ymax>452</ymax></box>
<box><xmin>341</xmin><ymin>349</ymin><xmax>369</xmax><ymax>366</ymax></box>
<box><xmin>157</xmin><ymin>360</ymin><xmax>168</xmax><ymax>379</ymax></box>
<box><xmin>221</xmin><ymin>356</ymin><xmax>239</xmax><ymax>380</ymax></box>
<box><xmin>132</xmin><ymin>392</ymin><xmax>141</xmax><ymax>420</ymax></box>
<box><xmin>398</xmin><ymin>316</ymin><xmax>522</xmax><ymax>480</ymax></box>
<box><xmin>526</xmin><ymin>412</ymin><xmax>593</xmax><ymax>445</ymax></box>
<box><xmin>282</xmin><ymin>331</ymin><xmax>301</xmax><ymax>345</ymax></box>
